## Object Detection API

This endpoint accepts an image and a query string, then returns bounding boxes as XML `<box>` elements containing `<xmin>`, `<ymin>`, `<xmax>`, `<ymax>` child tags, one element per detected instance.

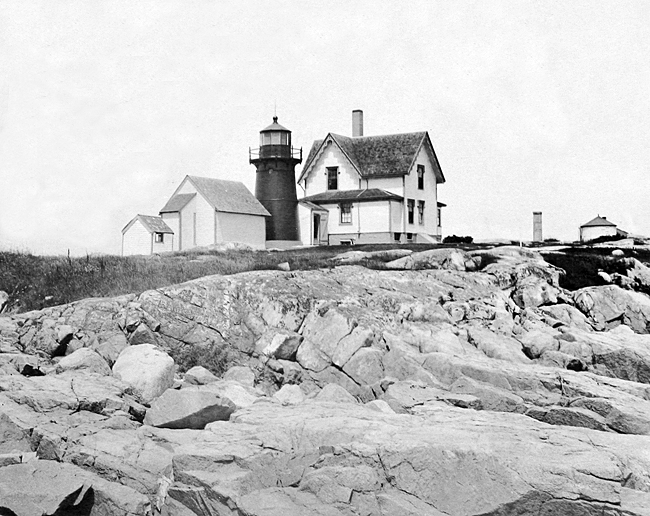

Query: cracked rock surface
<box><xmin>3</xmin><ymin>246</ymin><xmax>650</xmax><ymax>515</ymax></box>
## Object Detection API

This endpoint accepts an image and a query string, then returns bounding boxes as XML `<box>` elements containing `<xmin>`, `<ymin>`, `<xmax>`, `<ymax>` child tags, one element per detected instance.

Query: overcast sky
<box><xmin>1</xmin><ymin>1</ymin><xmax>648</xmax><ymax>255</ymax></box>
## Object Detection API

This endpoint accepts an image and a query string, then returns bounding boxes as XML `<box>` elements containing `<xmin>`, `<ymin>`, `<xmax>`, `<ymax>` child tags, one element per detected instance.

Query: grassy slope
<box><xmin>0</xmin><ymin>244</ymin><xmax>458</xmax><ymax>313</ymax></box>
<box><xmin>2</xmin><ymin>243</ymin><xmax>648</xmax><ymax>314</ymax></box>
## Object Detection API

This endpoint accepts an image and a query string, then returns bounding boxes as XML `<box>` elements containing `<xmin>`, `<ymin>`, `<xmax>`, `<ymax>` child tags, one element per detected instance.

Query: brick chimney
<box><xmin>352</xmin><ymin>110</ymin><xmax>363</xmax><ymax>137</ymax></box>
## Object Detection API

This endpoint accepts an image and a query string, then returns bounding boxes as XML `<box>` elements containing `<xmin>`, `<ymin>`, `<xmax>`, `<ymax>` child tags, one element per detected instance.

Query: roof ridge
<box><xmin>348</xmin><ymin>130</ymin><xmax>427</xmax><ymax>139</ymax></box>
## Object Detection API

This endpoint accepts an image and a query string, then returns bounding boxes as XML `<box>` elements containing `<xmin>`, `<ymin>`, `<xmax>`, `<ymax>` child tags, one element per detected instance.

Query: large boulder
<box><xmin>332</xmin><ymin>249</ymin><xmax>412</xmax><ymax>265</ymax></box>
<box><xmin>256</xmin><ymin>329</ymin><xmax>303</xmax><ymax>360</ymax></box>
<box><xmin>112</xmin><ymin>344</ymin><xmax>175</xmax><ymax>403</ymax></box>
<box><xmin>223</xmin><ymin>365</ymin><xmax>256</xmax><ymax>387</ymax></box>
<box><xmin>56</xmin><ymin>347</ymin><xmax>111</xmax><ymax>375</ymax></box>
<box><xmin>91</xmin><ymin>332</ymin><xmax>128</xmax><ymax>366</ymax></box>
<box><xmin>573</xmin><ymin>285</ymin><xmax>650</xmax><ymax>333</ymax></box>
<box><xmin>273</xmin><ymin>384</ymin><xmax>305</xmax><ymax>405</ymax></box>
<box><xmin>315</xmin><ymin>383</ymin><xmax>358</xmax><ymax>404</ymax></box>
<box><xmin>144</xmin><ymin>381</ymin><xmax>259</xmax><ymax>428</ymax></box>
<box><xmin>183</xmin><ymin>365</ymin><xmax>218</xmax><ymax>385</ymax></box>
<box><xmin>386</xmin><ymin>248</ymin><xmax>477</xmax><ymax>271</ymax></box>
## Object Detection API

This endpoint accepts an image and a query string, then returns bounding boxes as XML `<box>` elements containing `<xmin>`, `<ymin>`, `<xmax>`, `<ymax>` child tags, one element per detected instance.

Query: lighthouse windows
<box><xmin>260</xmin><ymin>132</ymin><xmax>289</xmax><ymax>146</ymax></box>
<box><xmin>327</xmin><ymin>167</ymin><xmax>338</xmax><ymax>190</ymax></box>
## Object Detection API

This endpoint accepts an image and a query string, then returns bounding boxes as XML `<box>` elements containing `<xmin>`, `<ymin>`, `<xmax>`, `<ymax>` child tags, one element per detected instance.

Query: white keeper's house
<box><xmin>297</xmin><ymin>111</ymin><xmax>446</xmax><ymax>246</ymax></box>
<box><xmin>122</xmin><ymin>176</ymin><xmax>270</xmax><ymax>256</ymax></box>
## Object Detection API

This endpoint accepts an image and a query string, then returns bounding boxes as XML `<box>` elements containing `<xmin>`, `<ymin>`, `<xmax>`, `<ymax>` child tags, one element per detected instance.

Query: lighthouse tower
<box><xmin>250</xmin><ymin>117</ymin><xmax>302</xmax><ymax>247</ymax></box>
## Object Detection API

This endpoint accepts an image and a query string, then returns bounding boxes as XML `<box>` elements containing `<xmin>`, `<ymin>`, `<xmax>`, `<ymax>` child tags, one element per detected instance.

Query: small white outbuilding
<box><xmin>122</xmin><ymin>215</ymin><xmax>174</xmax><ymax>256</ymax></box>
<box><xmin>159</xmin><ymin>175</ymin><xmax>270</xmax><ymax>251</ymax></box>
<box><xmin>579</xmin><ymin>215</ymin><xmax>627</xmax><ymax>243</ymax></box>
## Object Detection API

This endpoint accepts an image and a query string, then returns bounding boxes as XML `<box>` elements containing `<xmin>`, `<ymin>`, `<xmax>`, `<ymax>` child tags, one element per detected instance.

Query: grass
<box><xmin>0</xmin><ymin>243</ymin><xmax>458</xmax><ymax>313</ymax></box>
<box><xmin>3</xmin><ymin>243</ymin><xmax>647</xmax><ymax>314</ymax></box>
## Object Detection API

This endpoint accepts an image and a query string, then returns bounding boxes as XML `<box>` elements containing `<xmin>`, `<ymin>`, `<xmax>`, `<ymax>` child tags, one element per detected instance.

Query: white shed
<box><xmin>159</xmin><ymin>175</ymin><xmax>270</xmax><ymax>251</ymax></box>
<box><xmin>122</xmin><ymin>215</ymin><xmax>174</xmax><ymax>256</ymax></box>
<box><xmin>579</xmin><ymin>216</ymin><xmax>620</xmax><ymax>243</ymax></box>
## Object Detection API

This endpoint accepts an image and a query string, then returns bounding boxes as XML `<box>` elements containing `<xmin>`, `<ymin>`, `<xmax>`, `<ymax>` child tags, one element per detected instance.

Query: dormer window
<box><xmin>417</xmin><ymin>165</ymin><xmax>425</xmax><ymax>190</ymax></box>
<box><xmin>327</xmin><ymin>167</ymin><xmax>338</xmax><ymax>190</ymax></box>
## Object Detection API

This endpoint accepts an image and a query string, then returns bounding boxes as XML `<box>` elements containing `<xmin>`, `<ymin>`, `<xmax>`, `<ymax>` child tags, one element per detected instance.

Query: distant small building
<box><xmin>160</xmin><ymin>175</ymin><xmax>270</xmax><ymax>251</ymax></box>
<box><xmin>122</xmin><ymin>215</ymin><xmax>174</xmax><ymax>256</ymax></box>
<box><xmin>579</xmin><ymin>215</ymin><xmax>628</xmax><ymax>242</ymax></box>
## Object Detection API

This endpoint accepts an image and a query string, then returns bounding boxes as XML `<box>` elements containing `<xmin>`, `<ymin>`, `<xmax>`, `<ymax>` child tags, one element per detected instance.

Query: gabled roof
<box><xmin>580</xmin><ymin>216</ymin><xmax>617</xmax><ymax>228</ymax></box>
<box><xmin>301</xmin><ymin>188</ymin><xmax>403</xmax><ymax>204</ymax></box>
<box><xmin>299</xmin><ymin>132</ymin><xmax>445</xmax><ymax>184</ymax></box>
<box><xmin>122</xmin><ymin>215</ymin><xmax>173</xmax><ymax>235</ymax></box>
<box><xmin>166</xmin><ymin>176</ymin><xmax>270</xmax><ymax>217</ymax></box>
<box><xmin>160</xmin><ymin>193</ymin><xmax>196</xmax><ymax>213</ymax></box>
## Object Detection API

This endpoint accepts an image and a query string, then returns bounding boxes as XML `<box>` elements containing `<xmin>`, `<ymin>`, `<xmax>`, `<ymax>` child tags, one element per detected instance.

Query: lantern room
<box><xmin>260</xmin><ymin>116</ymin><xmax>291</xmax><ymax>146</ymax></box>
<box><xmin>250</xmin><ymin>116</ymin><xmax>302</xmax><ymax>162</ymax></box>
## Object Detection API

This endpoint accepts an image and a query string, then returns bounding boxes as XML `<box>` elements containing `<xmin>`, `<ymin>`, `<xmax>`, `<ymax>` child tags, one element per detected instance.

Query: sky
<box><xmin>0</xmin><ymin>1</ymin><xmax>648</xmax><ymax>255</ymax></box>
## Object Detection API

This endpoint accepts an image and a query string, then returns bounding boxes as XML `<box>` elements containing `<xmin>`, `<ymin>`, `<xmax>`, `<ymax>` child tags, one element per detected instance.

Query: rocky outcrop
<box><xmin>0</xmin><ymin>460</ymin><xmax>150</xmax><ymax>516</ymax></box>
<box><xmin>2</xmin><ymin>246</ymin><xmax>650</xmax><ymax>514</ymax></box>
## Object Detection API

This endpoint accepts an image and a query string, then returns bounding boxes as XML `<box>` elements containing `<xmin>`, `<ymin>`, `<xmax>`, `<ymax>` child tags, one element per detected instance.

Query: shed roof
<box><xmin>183</xmin><ymin>176</ymin><xmax>270</xmax><ymax>217</ymax></box>
<box><xmin>301</xmin><ymin>188</ymin><xmax>403</xmax><ymax>204</ymax></box>
<box><xmin>122</xmin><ymin>215</ymin><xmax>173</xmax><ymax>235</ymax></box>
<box><xmin>159</xmin><ymin>193</ymin><xmax>196</xmax><ymax>213</ymax></box>
<box><xmin>299</xmin><ymin>132</ymin><xmax>445</xmax><ymax>183</ymax></box>
<box><xmin>580</xmin><ymin>216</ymin><xmax>617</xmax><ymax>228</ymax></box>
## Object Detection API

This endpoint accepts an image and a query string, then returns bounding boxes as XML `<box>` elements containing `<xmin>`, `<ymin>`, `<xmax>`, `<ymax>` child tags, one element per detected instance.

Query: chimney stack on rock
<box><xmin>352</xmin><ymin>110</ymin><xmax>364</xmax><ymax>137</ymax></box>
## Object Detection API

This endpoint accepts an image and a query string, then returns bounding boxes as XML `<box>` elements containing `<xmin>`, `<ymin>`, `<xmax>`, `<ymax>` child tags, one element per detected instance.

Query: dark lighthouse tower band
<box><xmin>250</xmin><ymin>117</ymin><xmax>302</xmax><ymax>246</ymax></box>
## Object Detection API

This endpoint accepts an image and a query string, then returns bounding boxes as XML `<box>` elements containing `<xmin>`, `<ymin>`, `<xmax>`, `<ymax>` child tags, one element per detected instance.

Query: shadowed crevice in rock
<box><xmin>50</xmin><ymin>485</ymin><xmax>94</xmax><ymax>516</ymax></box>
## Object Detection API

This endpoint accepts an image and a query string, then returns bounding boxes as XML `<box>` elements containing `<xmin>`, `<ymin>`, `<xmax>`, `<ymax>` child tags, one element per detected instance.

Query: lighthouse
<box><xmin>250</xmin><ymin>117</ymin><xmax>302</xmax><ymax>247</ymax></box>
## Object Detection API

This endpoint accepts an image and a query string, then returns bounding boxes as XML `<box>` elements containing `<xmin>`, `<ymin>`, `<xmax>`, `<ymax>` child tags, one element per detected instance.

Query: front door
<box><xmin>313</xmin><ymin>214</ymin><xmax>320</xmax><ymax>245</ymax></box>
<box><xmin>312</xmin><ymin>212</ymin><xmax>329</xmax><ymax>245</ymax></box>
<box><xmin>318</xmin><ymin>212</ymin><xmax>328</xmax><ymax>245</ymax></box>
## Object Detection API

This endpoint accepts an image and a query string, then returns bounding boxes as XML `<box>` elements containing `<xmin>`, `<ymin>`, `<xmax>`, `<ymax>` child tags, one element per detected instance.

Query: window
<box><xmin>154</xmin><ymin>233</ymin><xmax>164</xmax><ymax>243</ymax></box>
<box><xmin>418</xmin><ymin>200</ymin><xmax>425</xmax><ymax>225</ymax></box>
<box><xmin>407</xmin><ymin>199</ymin><xmax>415</xmax><ymax>225</ymax></box>
<box><xmin>340</xmin><ymin>203</ymin><xmax>352</xmax><ymax>224</ymax></box>
<box><xmin>417</xmin><ymin>164</ymin><xmax>425</xmax><ymax>190</ymax></box>
<box><xmin>437</xmin><ymin>207</ymin><xmax>442</xmax><ymax>227</ymax></box>
<box><xmin>406</xmin><ymin>233</ymin><xmax>413</xmax><ymax>241</ymax></box>
<box><xmin>327</xmin><ymin>167</ymin><xmax>338</xmax><ymax>190</ymax></box>
<box><xmin>393</xmin><ymin>232</ymin><xmax>401</xmax><ymax>242</ymax></box>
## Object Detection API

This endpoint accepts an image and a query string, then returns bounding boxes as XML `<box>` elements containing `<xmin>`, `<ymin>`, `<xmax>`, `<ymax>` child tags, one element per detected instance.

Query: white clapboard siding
<box><xmin>122</xmin><ymin>220</ymin><xmax>152</xmax><ymax>256</ymax></box>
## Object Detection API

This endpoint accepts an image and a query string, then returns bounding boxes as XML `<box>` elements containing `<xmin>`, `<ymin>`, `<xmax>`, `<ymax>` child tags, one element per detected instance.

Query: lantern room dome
<box><xmin>261</xmin><ymin>116</ymin><xmax>290</xmax><ymax>133</ymax></box>
<box><xmin>259</xmin><ymin>116</ymin><xmax>292</xmax><ymax>148</ymax></box>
